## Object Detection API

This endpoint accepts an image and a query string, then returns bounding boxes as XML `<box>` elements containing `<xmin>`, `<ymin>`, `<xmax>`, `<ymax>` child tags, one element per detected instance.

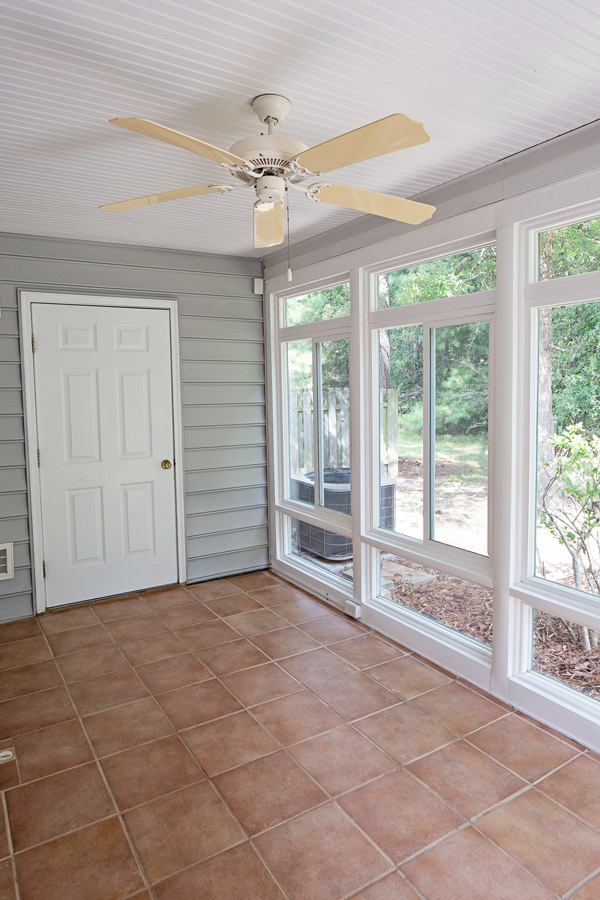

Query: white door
<box><xmin>32</xmin><ymin>303</ymin><xmax>179</xmax><ymax>608</ymax></box>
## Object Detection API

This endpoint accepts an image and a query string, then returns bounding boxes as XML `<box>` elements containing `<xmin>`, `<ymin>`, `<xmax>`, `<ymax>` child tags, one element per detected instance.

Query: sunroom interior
<box><xmin>2</xmin><ymin>2</ymin><xmax>600</xmax><ymax>899</ymax></box>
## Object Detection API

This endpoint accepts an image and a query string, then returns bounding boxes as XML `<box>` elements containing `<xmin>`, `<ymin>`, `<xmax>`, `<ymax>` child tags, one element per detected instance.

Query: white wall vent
<box><xmin>0</xmin><ymin>543</ymin><xmax>14</xmax><ymax>580</ymax></box>
<box><xmin>344</xmin><ymin>600</ymin><xmax>362</xmax><ymax>619</ymax></box>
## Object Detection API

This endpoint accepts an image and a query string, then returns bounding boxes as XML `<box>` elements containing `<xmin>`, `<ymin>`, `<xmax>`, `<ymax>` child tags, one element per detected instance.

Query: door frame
<box><xmin>19</xmin><ymin>291</ymin><xmax>187</xmax><ymax>613</ymax></box>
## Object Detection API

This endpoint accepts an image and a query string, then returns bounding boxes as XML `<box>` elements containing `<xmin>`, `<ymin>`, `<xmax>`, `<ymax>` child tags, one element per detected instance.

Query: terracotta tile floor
<box><xmin>0</xmin><ymin>571</ymin><xmax>599</xmax><ymax>900</ymax></box>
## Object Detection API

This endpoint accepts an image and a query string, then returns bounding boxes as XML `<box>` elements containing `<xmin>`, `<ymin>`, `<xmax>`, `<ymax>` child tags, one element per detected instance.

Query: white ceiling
<box><xmin>2</xmin><ymin>0</ymin><xmax>599</xmax><ymax>258</ymax></box>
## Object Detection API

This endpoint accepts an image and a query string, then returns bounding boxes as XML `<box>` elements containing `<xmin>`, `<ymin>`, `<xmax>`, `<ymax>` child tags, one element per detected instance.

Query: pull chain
<box><xmin>286</xmin><ymin>190</ymin><xmax>292</xmax><ymax>282</ymax></box>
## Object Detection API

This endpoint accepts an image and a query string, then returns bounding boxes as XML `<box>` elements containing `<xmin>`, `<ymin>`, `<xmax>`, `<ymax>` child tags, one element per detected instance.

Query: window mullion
<box><xmin>423</xmin><ymin>323</ymin><xmax>433</xmax><ymax>542</ymax></box>
<box><xmin>313</xmin><ymin>339</ymin><xmax>323</xmax><ymax>511</ymax></box>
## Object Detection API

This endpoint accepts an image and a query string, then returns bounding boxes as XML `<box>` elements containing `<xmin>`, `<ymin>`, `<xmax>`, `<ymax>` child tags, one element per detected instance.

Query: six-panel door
<box><xmin>32</xmin><ymin>303</ymin><xmax>179</xmax><ymax>607</ymax></box>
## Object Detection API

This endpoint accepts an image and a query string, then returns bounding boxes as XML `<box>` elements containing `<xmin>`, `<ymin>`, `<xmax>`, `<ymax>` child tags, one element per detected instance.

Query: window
<box><xmin>378</xmin><ymin>324</ymin><xmax>423</xmax><ymax>540</ymax></box>
<box><xmin>283</xmin><ymin>282</ymin><xmax>351</xmax><ymax>326</ymax></box>
<box><xmin>278</xmin><ymin>280</ymin><xmax>352</xmax><ymax>588</ymax></box>
<box><xmin>377</xmin><ymin>320</ymin><xmax>489</xmax><ymax>555</ymax></box>
<box><xmin>432</xmin><ymin>321</ymin><xmax>489</xmax><ymax>555</ymax></box>
<box><xmin>534</xmin><ymin>299</ymin><xmax>600</xmax><ymax>599</ymax></box>
<box><xmin>318</xmin><ymin>339</ymin><xmax>351</xmax><ymax>514</ymax></box>
<box><xmin>537</xmin><ymin>216</ymin><xmax>600</xmax><ymax>280</ymax></box>
<box><xmin>289</xmin><ymin>516</ymin><xmax>353</xmax><ymax>585</ymax></box>
<box><xmin>378</xmin><ymin>551</ymin><xmax>493</xmax><ymax>646</ymax></box>
<box><xmin>270</xmin><ymin>197</ymin><xmax>600</xmax><ymax>753</ymax></box>
<box><xmin>286</xmin><ymin>339</ymin><xmax>314</xmax><ymax>507</ymax></box>
<box><xmin>531</xmin><ymin>608</ymin><xmax>599</xmax><ymax>702</ymax></box>
<box><xmin>288</xmin><ymin>338</ymin><xmax>351</xmax><ymax>514</ymax></box>
<box><xmin>376</xmin><ymin>244</ymin><xmax>496</xmax><ymax>310</ymax></box>
<box><xmin>521</xmin><ymin>208</ymin><xmax>600</xmax><ymax>744</ymax></box>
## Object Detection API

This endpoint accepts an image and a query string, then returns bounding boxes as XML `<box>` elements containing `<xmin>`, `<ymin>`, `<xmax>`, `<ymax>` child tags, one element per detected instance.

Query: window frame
<box><xmin>533</xmin><ymin>208</ymin><xmax>600</xmax><ymax>283</ymax></box>
<box><xmin>498</xmin><ymin>206</ymin><xmax>600</xmax><ymax>749</ymax></box>
<box><xmin>364</xmin><ymin>260</ymin><xmax>496</xmax><ymax>587</ymax></box>
<box><xmin>514</xmin><ymin>213</ymin><xmax>600</xmax><ymax>628</ymax></box>
<box><xmin>265</xmin><ymin>182</ymin><xmax>600</xmax><ymax>752</ymax></box>
<box><xmin>271</xmin><ymin>275</ymin><xmax>354</xmax><ymax>598</ymax></box>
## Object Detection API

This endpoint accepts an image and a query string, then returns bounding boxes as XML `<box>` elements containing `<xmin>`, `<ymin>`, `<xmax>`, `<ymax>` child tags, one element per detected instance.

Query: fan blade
<box><xmin>309</xmin><ymin>182</ymin><xmax>435</xmax><ymax>225</ymax></box>
<box><xmin>254</xmin><ymin>202</ymin><xmax>285</xmax><ymax>248</ymax></box>
<box><xmin>100</xmin><ymin>184</ymin><xmax>229</xmax><ymax>212</ymax></box>
<box><xmin>296</xmin><ymin>114</ymin><xmax>430</xmax><ymax>175</ymax></box>
<box><xmin>110</xmin><ymin>117</ymin><xmax>250</xmax><ymax>168</ymax></box>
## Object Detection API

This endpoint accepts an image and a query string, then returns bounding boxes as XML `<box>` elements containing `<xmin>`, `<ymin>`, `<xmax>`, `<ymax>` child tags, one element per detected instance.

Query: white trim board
<box><xmin>263</xmin><ymin>119</ymin><xmax>600</xmax><ymax>279</ymax></box>
<box><xmin>19</xmin><ymin>291</ymin><xmax>187</xmax><ymax>613</ymax></box>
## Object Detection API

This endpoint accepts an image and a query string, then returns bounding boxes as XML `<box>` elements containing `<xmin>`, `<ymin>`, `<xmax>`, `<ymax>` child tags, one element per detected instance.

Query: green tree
<box><xmin>538</xmin><ymin>218</ymin><xmax>600</xmax><ymax>280</ymax></box>
<box><xmin>538</xmin><ymin>425</ymin><xmax>600</xmax><ymax>648</ymax></box>
<box><xmin>286</xmin><ymin>283</ymin><xmax>350</xmax><ymax>327</ymax></box>
<box><xmin>379</xmin><ymin>245</ymin><xmax>495</xmax><ymax>436</ymax></box>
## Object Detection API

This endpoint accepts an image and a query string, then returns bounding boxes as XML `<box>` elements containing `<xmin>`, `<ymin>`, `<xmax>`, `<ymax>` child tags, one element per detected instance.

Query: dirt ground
<box><xmin>381</xmin><ymin>556</ymin><xmax>493</xmax><ymax>646</ymax></box>
<box><xmin>384</xmin><ymin>454</ymin><xmax>599</xmax><ymax>700</ymax></box>
<box><xmin>533</xmin><ymin>613</ymin><xmax>600</xmax><ymax>701</ymax></box>
<box><xmin>384</xmin><ymin>559</ymin><xmax>600</xmax><ymax>699</ymax></box>
<box><xmin>300</xmin><ymin>452</ymin><xmax>599</xmax><ymax>701</ymax></box>
<box><xmin>393</xmin><ymin>456</ymin><xmax>488</xmax><ymax>555</ymax></box>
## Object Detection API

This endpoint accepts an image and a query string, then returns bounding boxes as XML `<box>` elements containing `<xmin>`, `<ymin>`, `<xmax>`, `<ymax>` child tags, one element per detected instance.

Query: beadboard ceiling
<box><xmin>2</xmin><ymin>0</ymin><xmax>599</xmax><ymax>258</ymax></box>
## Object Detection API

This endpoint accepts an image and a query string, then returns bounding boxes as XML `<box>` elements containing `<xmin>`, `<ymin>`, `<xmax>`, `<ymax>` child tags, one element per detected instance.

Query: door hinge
<box><xmin>37</xmin><ymin>449</ymin><xmax>40</xmax><ymax>467</ymax></box>
<box><xmin>32</xmin><ymin>335</ymin><xmax>36</xmax><ymax>353</ymax></box>
<box><xmin>42</xmin><ymin>561</ymin><xmax>46</xmax><ymax>578</ymax></box>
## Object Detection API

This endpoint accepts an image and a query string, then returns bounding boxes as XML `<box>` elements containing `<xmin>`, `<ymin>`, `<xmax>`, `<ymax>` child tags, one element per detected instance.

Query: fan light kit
<box><xmin>100</xmin><ymin>94</ymin><xmax>436</xmax><ymax>263</ymax></box>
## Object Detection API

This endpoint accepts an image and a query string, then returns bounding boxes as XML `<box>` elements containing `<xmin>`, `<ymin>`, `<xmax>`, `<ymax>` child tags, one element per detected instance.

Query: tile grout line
<box><xmin>2</xmin><ymin>788</ymin><xmax>21</xmax><ymax>900</ymax></box>
<box><xmin>9</xmin><ymin>811</ymin><xmax>128</xmax><ymax>857</ymax></box>
<box><xmin>1</xmin><ymin>575</ymin><xmax>598</xmax><ymax>900</ymax></box>
<box><xmin>197</xmin><ymin>588</ymin><xmax>600</xmax><ymax>897</ymax></box>
<box><xmin>465</xmin><ymin>819</ymin><xmax>565</xmax><ymax>899</ymax></box>
<box><xmin>69</xmin><ymin>583</ymin><xmax>354</xmax><ymax>898</ymax></box>
<box><xmin>197</xmin><ymin>772</ymin><xmax>299</xmax><ymax>900</ymax></box>
<box><xmin>155</xmin><ymin>584</ymin><xmax>465</xmax><ymax>895</ymax></box>
<box><xmin>122</xmin><ymin>592</ymin><xmax>304</xmax><ymax>900</ymax></box>
<box><xmin>42</xmin><ymin>620</ymin><xmax>161</xmax><ymax>900</ymax></box>
<box><xmin>461</xmin><ymin>731</ymin><xmax>585</xmax><ymax>785</ymax></box>
<box><xmin>562</xmin><ymin>862</ymin><xmax>600</xmax><ymax>899</ymax></box>
<box><xmin>528</xmin><ymin>783</ymin><xmax>600</xmax><ymax>838</ymax></box>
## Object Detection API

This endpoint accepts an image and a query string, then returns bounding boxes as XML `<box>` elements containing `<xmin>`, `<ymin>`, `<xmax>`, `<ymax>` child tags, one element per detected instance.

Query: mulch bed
<box><xmin>386</xmin><ymin>559</ymin><xmax>493</xmax><ymax>647</ymax></box>
<box><xmin>533</xmin><ymin>613</ymin><xmax>600</xmax><ymax>701</ymax></box>
<box><xmin>387</xmin><ymin>562</ymin><xmax>600</xmax><ymax>701</ymax></box>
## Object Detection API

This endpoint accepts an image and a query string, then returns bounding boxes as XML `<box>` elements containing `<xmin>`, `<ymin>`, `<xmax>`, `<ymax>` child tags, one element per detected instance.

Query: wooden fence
<box><xmin>289</xmin><ymin>388</ymin><xmax>398</xmax><ymax>476</ymax></box>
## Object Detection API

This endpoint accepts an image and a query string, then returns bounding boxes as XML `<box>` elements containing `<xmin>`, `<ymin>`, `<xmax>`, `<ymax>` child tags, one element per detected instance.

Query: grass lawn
<box><xmin>398</xmin><ymin>429</ymin><xmax>488</xmax><ymax>485</ymax></box>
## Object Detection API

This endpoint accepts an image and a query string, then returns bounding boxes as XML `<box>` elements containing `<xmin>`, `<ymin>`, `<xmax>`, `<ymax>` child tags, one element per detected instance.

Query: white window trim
<box><xmin>270</xmin><ymin>277</ymin><xmax>356</xmax><ymax>591</ymax></box>
<box><xmin>363</xmin><ymin>593</ymin><xmax>492</xmax><ymax>691</ymax></box>
<box><xmin>366</xmin><ymin>307</ymin><xmax>494</xmax><ymax>562</ymax></box>
<box><xmin>514</xmin><ymin>227</ymin><xmax>600</xmax><ymax>626</ymax></box>
<box><xmin>265</xmin><ymin>183</ymin><xmax>600</xmax><ymax>752</ymax></box>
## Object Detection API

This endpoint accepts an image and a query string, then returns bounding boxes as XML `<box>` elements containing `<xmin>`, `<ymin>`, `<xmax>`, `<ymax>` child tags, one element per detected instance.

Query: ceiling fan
<box><xmin>100</xmin><ymin>94</ymin><xmax>436</xmax><ymax>251</ymax></box>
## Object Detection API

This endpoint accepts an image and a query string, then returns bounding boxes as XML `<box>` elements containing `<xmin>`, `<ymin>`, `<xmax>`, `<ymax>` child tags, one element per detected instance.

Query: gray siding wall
<box><xmin>0</xmin><ymin>234</ymin><xmax>266</xmax><ymax>622</ymax></box>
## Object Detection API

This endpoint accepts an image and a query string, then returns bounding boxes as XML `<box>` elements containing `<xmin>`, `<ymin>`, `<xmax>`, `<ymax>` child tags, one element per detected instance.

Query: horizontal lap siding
<box><xmin>0</xmin><ymin>286</ymin><xmax>30</xmax><ymax>620</ymax></box>
<box><xmin>0</xmin><ymin>235</ymin><xmax>265</xmax><ymax>620</ymax></box>
<box><xmin>180</xmin><ymin>288</ymin><xmax>268</xmax><ymax>580</ymax></box>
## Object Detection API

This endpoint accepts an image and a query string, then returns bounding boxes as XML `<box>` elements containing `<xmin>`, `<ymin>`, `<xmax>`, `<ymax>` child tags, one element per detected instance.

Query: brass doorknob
<box><xmin>161</xmin><ymin>459</ymin><xmax>172</xmax><ymax>469</ymax></box>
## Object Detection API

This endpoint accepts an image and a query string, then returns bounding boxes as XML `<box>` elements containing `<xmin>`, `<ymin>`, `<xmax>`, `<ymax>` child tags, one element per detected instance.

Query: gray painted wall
<box><xmin>0</xmin><ymin>234</ymin><xmax>265</xmax><ymax>622</ymax></box>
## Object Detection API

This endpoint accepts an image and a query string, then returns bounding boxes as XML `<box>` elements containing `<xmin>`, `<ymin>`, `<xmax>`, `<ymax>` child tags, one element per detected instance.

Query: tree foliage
<box><xmin>378</xmin><ymin>247</ymin><xmax>495</xmax><ymax>436</ymax></box>
<box><xmin>538</xmin><ymin>216</ymin><xmax>600</xmax><ymax>437</ymax></box>
<box><xmin>537</xmin><ymin>216</ymin><xmax>600</xmax><ymax>612</ymax></box>
<box><xmin>543</xmin><ymin>292</ymin><xmax>600</xmax><ymax>437</ymax></box>
<box><xmin>538</xmin><ymin>425</ymin><xmax>600</xmax><ymax>645</ymax></box>
<box><xmin>538</xmin><ymin>217</ymin><xmax>600</xmax><ymax>280</ymax></box>
<box><xmin>286</xmin><ymin>283</ymin><xmax>350</xmax><ymax>327</ymax></box>
<box><xmin>378</xmin><ymin>245</ymin><xmax>497</xmax><ymax>309</ymax></box>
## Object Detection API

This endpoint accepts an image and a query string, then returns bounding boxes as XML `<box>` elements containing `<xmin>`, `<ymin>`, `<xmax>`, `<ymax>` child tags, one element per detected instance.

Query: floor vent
<box><xmin>0</xmin><ymin>543</ymin><xmax>14</xmax><ymax>580</ymax></box>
